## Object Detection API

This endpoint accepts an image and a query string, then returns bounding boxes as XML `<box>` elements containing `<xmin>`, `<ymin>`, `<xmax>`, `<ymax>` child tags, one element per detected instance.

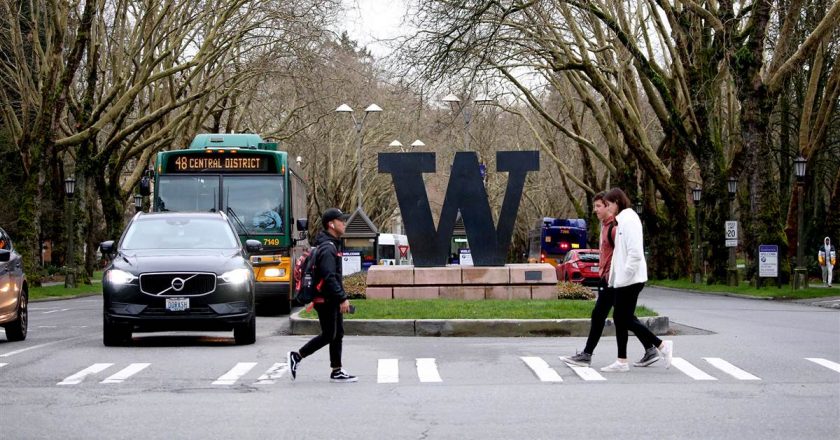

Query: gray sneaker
<box><xmin>560</xmin><ymin>352</ymin><xmax>592</xmax><ymax>367</ymax></box>
<box><xmin>633</xmin><ymin>347</ymin><xmax>661</xmax><ymax>367</ymax></box>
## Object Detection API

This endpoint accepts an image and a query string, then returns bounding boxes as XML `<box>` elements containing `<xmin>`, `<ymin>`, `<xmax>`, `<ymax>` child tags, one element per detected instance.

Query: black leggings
<box><xmin>299</xmin><ymin>301</ymin><xmax>344</xmax><ymax>369</ymax></box>
<box><xmin>613</xmin><ymin>282</ymin><xmax>661</xmax><ymax>359</ymax></box>
<box><xmin>584</xmin><ymin>281</ymin><xmax>655</xmax><ymax>355</ymax></box>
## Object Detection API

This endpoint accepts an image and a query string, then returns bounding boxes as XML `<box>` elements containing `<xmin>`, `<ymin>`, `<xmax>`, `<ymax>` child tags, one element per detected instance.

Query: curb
<box><xmin>31</xmin><ymin>292</ymin><xmax>101</xmax><ymax>302</ymax></box>
<box><xmin>649</xmin><ymin>285</ymin><xmax>775</xmax><ymax>301</ymax></box>
<box><xmin>289</xmin><ymin>310</ymin><xmax>669</xmax><ymax>337</ymax></box>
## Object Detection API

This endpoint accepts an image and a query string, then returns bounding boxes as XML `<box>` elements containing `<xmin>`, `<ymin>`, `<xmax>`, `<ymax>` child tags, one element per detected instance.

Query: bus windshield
<box><xmin>156</xmin><ymin>176</ymin><xmax>219</xmax><ymax>212</ymax></box>
<box><xmin>223</xmin><ymin>176</ymin><xmax>285</xmax><ymax>235</ymax></box>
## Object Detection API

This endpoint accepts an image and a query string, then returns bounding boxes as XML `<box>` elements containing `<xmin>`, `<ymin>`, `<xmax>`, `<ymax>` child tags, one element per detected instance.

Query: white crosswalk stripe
<box><xmin>704</xmin><ymin>358</ymin><xmax>761</xmax><ymax>380</ymax></box>
<box><xmin>671</xmin><ymin>357</ymin><xmax>717</xmax><ymax>380</ymax></box>
<box><xmin>58</xmin><ymin>363</ymin><xmax>113</xmax><ymax>385</ymax></box>
<box><xmin>805</xmin><ymin>358</ymin><xmax>840</xmax><ymax>373</ymax></box>
<box><xmin>378</xmin><ymin>359</ymin><xmax>400</xmax><ymax>383</ymax></box>
<box><xmin>254</xmin><ymin>363</ymin><xmax>288</xmax><ymax>385</ymax></box>
<box><xmin>0</xmin><ymin>363</ymin><xmax>7</xmax><ymax>369</ymax></box>
<box><xmin>521</xmin><ymin>357</ymin><xmax>563</xmax><ymax>382</ymax></box>
<box><xmin>212</xmin><ymin>362</ymin><xmax>258</xmax><ymax>385</ymax></box>
<box><xmin>101</xmin><ymin>363</ymin><xmax>150</xmax><ymax>384</ymax></box>
<box><xmin>563</xmin><ymin>362</ymin><xmax>607</xmax><ymax>381</ymax></box>
<box><xmin>416</xmin><ymin>358</ymin><xmax>442</xmax><ymax>383</ymax></box>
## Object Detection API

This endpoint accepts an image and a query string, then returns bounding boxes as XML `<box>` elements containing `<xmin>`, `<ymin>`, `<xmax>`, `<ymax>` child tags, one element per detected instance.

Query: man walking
<box><xmin>818</xmin><ymin>237</ymin><xmax>836</xmax><ymax>287</ymax></box>
<box><xmin>288</xmin><ymin>208</ymin><xmax>357</xmax><ymax>382</ymax></box>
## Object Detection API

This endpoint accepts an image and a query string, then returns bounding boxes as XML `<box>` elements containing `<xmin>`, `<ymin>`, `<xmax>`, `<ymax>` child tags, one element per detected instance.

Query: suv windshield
<box><xmin>121</xmin><ymin>217</ymin><xmax>239</xmax><ymax>250</ymax></box>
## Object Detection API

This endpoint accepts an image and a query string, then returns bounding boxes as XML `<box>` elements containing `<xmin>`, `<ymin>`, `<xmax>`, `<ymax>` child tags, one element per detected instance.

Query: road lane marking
<box><xmin>704</xmin><ymin>358</ymin><xmax>760</xmax><ymax>380</ymax></box>
<box><xmin>805</xmin><ymin>358</ymin><xmax>840</xmax><ymax>373</ymax></box>
<box><xmin>671</xmin><ymin>358</ymin><xmax>717</xmax><ymax>380</ymax></box>
<box><xmin>37</xmin><ymin>326</ymin><xmax>58</xmax><ymax>328</ymax></box>
<box><xmin>254</xmin><ymin>363</ymin><xmax>288</xmax><ymax>385</ymax></box>
<box><xmin>378</xmin><ymin>359</ymin><xmax>400</xmax><ymax>383</ymax></box>
<box><xmin>43</xmin><ymin>309</ymin><xmax>71</xmax><ymax>314</ymax></box>
<box><xmin>563</xmin><ymin>362</ymin><xmax>607</xmax><ymax>381</ymax></box>
<box><xmin>0</xmin><ymin>363</ymin><xmax>7</xmax><ymax>369</ymax></box>
<box><xmin>0</xmin><ymin>336</ymin><xmax>87</xmax><ymax>358</ymax></box>
<box><xmin>521</xmin><ymin>357</ymin><xmax>563</xmax><ymax>382</ymax></box>
<box><xmin>212</xmin><ymin>362</ymin><xmax>258</xmax><ymax>385</ymax></box>
<box><xmin>58</xmin><ymin>363</ymin><xmax>114</xmax><ymax>385</ymax></box>
<box><xmin>101</xmin><ymin>363</ymin><xmax>150</xmax><ymax>384</ymax></box>
<box><xmin>416</xmin><ymin>358</ymin><xmax>442</xmax><ymax>383</ymax></box>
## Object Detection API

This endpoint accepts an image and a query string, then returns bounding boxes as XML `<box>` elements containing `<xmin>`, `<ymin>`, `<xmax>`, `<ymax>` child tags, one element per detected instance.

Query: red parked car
<box><xmin>556</xmin><ymin>249</ymin><xmax>601</xmax><ymax>287</ymax></box>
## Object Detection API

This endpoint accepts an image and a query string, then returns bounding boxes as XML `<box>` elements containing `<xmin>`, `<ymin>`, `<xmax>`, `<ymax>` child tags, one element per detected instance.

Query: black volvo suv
<box><xmin>101</xmin><ymin>212</ymin><xmax>260</xmax><ymax>346</ymax></box>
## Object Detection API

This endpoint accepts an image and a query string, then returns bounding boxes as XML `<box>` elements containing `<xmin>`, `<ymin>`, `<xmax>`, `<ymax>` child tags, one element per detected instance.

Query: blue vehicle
<box><xmin>528</xmin><ymin>218</ymin><xmax>588</xmax><ymax>266</ymax></box>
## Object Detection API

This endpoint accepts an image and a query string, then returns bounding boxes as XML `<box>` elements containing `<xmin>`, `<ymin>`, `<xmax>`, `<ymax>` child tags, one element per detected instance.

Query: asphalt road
<box><xmin>1</xmin><ymin>288</ymin><xmax>838</xmax><ymax>439</ymax></box>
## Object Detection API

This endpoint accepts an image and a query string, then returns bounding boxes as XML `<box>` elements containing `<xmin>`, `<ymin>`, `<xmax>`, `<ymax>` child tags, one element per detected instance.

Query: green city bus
<box><xmin>153</xmin><ymin>133</ymin><xmax>308</xmax><ymax>314</ymax></box>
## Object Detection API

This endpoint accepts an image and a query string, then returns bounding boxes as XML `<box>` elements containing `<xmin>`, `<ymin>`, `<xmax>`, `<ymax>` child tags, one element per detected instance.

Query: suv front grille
<box><xmin>139</xmin><ymin>272</ymin><xmax>217</xmax><ymax>296</ymax></box>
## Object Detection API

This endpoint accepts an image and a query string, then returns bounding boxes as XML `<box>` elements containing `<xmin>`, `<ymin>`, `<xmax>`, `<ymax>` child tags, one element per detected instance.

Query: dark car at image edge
<box><xmin>100</xmin><ymin>212</ymin><xmax>261</xmax><ymax>346</ymax></box>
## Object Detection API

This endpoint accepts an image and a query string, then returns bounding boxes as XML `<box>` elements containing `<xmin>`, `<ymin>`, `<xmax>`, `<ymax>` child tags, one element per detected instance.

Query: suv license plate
<box><xmin>590</xmin><ymin>266</ymin><xmax>599</xmax><ymax>272</ymax></box>
<box><xmin>166</xmin><ymin>298</ymin><xmax>189</xmax><ymax>312</ymax></box>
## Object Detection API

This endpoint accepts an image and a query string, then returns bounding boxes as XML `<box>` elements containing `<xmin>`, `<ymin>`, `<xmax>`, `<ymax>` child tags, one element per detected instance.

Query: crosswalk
<box><xmin>0</xmin><ymin>356</ymin><xmax>837</xmax><ymax>387</ymax></box>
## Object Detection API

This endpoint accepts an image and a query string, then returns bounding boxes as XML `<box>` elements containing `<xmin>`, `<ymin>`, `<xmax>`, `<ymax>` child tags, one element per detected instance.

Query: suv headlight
<box><xmin>221</xmin><ymin>268</ymin><xmax>252</xmax><ymax>284</ymax></box>
<box><xmin>105</xmin><ymin>269</ymin><xmax>137</xmax><ymax>285</ymax></box>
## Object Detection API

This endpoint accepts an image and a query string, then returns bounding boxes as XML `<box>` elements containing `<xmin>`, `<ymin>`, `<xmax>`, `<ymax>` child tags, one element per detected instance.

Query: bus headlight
<box><xmin>105</xmin><ymin>269</ymin><xmax>137</xmax><ymax>285</ymax></box>
<box><xmin>264</xmin><ymin>268</ymin><xmax>286</xmax><ymax>278</ymax></box>
<box><xmin>221</xmin><ymin>268</ymin><xmax>252</xmax><ymax>284</ymax></box>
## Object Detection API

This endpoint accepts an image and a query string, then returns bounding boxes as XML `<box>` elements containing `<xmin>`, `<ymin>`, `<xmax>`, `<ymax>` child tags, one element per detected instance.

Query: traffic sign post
<box><xmin>757</xmin><ymin>245</ymin><xmax>780</xmax><ymax>288</ymax></box>
<box><xmin>725</xmin><ymin>221</ymin><xmax>738</xmax><ymax>247</ymax></box>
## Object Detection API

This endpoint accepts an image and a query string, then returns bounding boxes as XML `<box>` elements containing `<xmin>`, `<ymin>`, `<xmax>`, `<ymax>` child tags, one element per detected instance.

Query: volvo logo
<box><xmin>171</xmin><ymin>277</ymin><xmax>185</xmax><ymax>291</ymax></box>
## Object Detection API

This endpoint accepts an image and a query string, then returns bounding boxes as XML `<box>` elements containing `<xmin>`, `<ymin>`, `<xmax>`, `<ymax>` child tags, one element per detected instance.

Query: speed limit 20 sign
<box><xmin>725</xmin><ymin>221</ymin><xmax>738</xmax><ymax>247</ymax></box>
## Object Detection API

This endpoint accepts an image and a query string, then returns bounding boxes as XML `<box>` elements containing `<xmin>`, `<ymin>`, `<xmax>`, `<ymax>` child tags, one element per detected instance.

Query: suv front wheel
<box><xmin>233</xmin><ymin>314</ymin><xmax>256</xmax><ymax>345</ymax></box>
<box><xmin>3</xmin><ymin>289</ymin><xmax>27</xmax><ymax>341</ymax></box>
<box><xmin>103</xmin><ymin>315</ymin><xmax>132</xmax><ymax>346</ymax></box>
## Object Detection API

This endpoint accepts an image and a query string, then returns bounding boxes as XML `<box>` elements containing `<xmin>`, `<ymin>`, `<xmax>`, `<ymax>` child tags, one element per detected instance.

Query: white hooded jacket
<box><xmin>608</xmin><ymin>208</ymin><xmax>648</xmax><ymax>288</ymax></box>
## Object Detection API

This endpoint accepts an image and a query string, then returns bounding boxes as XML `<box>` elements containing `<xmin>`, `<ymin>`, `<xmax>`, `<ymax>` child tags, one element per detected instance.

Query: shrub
<box><xmin>343</xmin><ymin>272</ymin><xmax>367</xmax><ymax>299</ymax></box>
<box><xmin>557</xmin><ymin>281</ymin><xmax>595</xmax><ymax>300</ymax></box>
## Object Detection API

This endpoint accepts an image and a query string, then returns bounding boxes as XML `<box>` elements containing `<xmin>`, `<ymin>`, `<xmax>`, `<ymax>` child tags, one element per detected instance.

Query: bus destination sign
<box><xmin>167</xmin><ymin>154</ymin><xmax>272</xmax><ymax>173</ymax></box>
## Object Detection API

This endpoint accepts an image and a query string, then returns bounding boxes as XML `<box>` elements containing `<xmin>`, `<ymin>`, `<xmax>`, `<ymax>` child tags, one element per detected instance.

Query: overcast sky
<box><xmin>340</xmin><ymin>0</ymin><xmax>411</xmax><ymax>57</ymax></box>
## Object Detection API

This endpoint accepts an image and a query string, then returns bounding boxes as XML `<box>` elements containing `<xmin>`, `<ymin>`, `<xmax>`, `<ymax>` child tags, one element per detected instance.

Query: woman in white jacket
<box><xmin>600</xmin><ymin>188</ymin><xmax>673</xmax><ymax>372</ymax></box>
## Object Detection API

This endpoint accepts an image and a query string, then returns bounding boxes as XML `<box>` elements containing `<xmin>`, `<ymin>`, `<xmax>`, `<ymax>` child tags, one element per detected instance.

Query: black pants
<box><xmin>299</xmin><ymin>301</ymin><xmax>344</xmax><ymax>369</ymax></box>
<box><xmin>583</xmin><ymin>281</ymin><xmax>615</xmax><ymax>354</ymax></box>
<box><xmin>613</xmin><ymin>282</ymin><xmax>661</xmax><ymax>358</ymax></box>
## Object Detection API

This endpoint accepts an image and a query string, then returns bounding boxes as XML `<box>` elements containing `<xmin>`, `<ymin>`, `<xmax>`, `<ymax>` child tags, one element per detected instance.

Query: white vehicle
<box><xmin>377</xmin><ymin>233</ymin><xmax>412</xmax><ymax>266</ymax></box>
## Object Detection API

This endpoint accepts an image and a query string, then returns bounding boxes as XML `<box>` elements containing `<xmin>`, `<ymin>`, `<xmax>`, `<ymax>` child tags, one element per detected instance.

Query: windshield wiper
<box><xmin>226</xmin><ymin>207</ymin><xmax>252</xmax><ymax>239</ymax></box>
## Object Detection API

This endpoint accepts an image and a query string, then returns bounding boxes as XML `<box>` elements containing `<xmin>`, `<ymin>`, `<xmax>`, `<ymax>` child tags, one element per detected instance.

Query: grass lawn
<box><xmin>648</xmin><ymin>278</ymin><xmax>838</xmax><ymax>300</ymax></box>
<box><xmin>299</xmin><ymin>299</ymin><xmax>656</xmax><ymax>320</ymax></box>
<box><xmin>29</xmin><ymin>271</ymin><xmax>103</xmax><ymax>301</ymax></box>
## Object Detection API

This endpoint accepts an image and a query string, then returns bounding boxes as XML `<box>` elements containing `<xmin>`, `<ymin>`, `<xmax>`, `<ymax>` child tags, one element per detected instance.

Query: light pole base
<box><xmin>727</xmin><ymin>269</ymin><xmax>739</xmax><ymax>287</ymax></box>
<box><xmin>693</xmin><ymin>272</ymin><xmax>702</xmax><ymax>284</ymax></box>
<box><xmin>64</xmin><ymin>270</ymin><xmax>76</xmax><ymax>289</ymax></box>
<box><xmin>793</xmin><ymin>268</ymin><xmax>808</xmax><ymax>290</ymax></box>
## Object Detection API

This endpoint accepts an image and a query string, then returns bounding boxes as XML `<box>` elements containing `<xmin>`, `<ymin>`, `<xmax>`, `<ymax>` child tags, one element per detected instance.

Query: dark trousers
<box><xmin>299</xmin><ymin>301</ymin><xmax>344</xmax><ymax>369</ymax></box>
<box><xmin>613</xmin><ymin>282</ymin><xmax>661</xmax><ymax>358</ymax></box>
<box><xmin>583</xmin><ymin>281</ymin><xmax>615</xmax><ymax>354</ymax></box>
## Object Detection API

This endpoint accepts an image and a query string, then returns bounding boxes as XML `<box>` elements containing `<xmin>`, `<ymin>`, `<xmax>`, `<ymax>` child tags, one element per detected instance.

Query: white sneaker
<box><xmin>600</xmin><ymin>361</ymin><xmax>629</xmax><ymax>372</ymax></box>
<box><xmin>659</xmin><ymin>340</ymin><xmax>674</xmax><ymax>369</ymax></box>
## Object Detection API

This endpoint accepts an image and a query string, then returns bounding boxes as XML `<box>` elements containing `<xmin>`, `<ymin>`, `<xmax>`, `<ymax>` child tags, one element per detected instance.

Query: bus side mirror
<box><xmin>295</xmin><ymin>218</ymin><xmax>309</xmax><ymax>243</ymax></box>
<box><xmin>139</xmin><ymin>177</ymin><xmax>151</xmax><ymax>196</ymax></box>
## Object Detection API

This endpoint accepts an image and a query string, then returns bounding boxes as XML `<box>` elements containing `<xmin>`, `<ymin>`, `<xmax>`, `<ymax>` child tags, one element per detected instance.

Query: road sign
<box><xmin>459</xmin><ymin>249</ymin><xmax>474</xmax><ymax>266</ymax></box>
<box><xmin>342</xmin><ymin>251</ymin><xmax>362</xmax><ymax>276</ymax></box>
<box><xmin>758</xmin><ymin>245</ymin><xmax>778</xmax><ymax>278</ymax></box>
<box><xmin>725</xmin><ymin>221</ymin><xmax>738</xmax><ymax>247</ymax></box>
<box><xmin>398</xmin><ymin>245</ymin><xmax>410</xmax><ymax>259</ymax></box>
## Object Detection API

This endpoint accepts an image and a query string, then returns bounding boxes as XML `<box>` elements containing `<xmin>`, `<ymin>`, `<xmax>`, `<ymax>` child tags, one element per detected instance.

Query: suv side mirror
<box><xmin>245</xmin><ymin>239</ymin><xmax>262</xmax><ymax>253</ymax></box>
<box><xmin>0</xmin><ymin>249</ymin><xmax>10</xmax><ymax>262</ymax></box>
<box><xmin>100</xmin><ymin>241</ymin><xmax>115</xmax><ymax>258</ymax></box>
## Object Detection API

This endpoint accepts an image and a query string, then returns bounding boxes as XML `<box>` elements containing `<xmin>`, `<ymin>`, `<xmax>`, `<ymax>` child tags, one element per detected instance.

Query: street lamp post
<box><xmin>64</xmin><ymin>177</ymin><xmax>76</xmax><ymax>289</ymax></box>
<box><xmin>134</xmin><ymin>194</ymin><xmax>143</xmax><ymax>213</ymax></box>
<box><xmin>794</xmin><ymin>155</ymin><xmax>807</xmax><ymax>289</ymax></box>
<box><xmin>692</xmin><ymin>186</ymin><xmax>702</xmax><ymax>284</ymax></box>
<box><xmin>389</xmin><ymin>139</ymin><xmax>425</xmax><ymax>152</ymax></box>
<box><xmin>442</xmin><ymin>94</ymin><xmax>492</xmax><ymax>151</ymax></box>
<box><xmin>336</xmin><ymin>103</ymin><xmax>382</xmax><ymax>210</ymax></box>
<box><xmin>727</xmin><ymin>177</ymin><xmax>739</xmax><ymax>286</ymax></box>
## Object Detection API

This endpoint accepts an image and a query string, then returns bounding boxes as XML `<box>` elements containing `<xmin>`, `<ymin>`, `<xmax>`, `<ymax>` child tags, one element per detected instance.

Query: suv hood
<box><xmin>113</xmin><ymin>249</ymin><xmax>247</xmax><ymax>274</ymax></box>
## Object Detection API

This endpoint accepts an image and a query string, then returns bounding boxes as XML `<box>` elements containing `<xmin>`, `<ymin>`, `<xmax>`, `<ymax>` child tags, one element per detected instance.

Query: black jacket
<box><xmin>313</xmin><ymin>231</ymin><xmax>347</xmax><ymax>302</ymax></box>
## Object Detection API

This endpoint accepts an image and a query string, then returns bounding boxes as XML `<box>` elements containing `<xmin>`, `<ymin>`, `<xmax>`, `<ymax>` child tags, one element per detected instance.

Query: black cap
<box><xmin>322</xmin><ymin>208</ymin><xmax>350</xmax><ymax>227</ymax></box>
